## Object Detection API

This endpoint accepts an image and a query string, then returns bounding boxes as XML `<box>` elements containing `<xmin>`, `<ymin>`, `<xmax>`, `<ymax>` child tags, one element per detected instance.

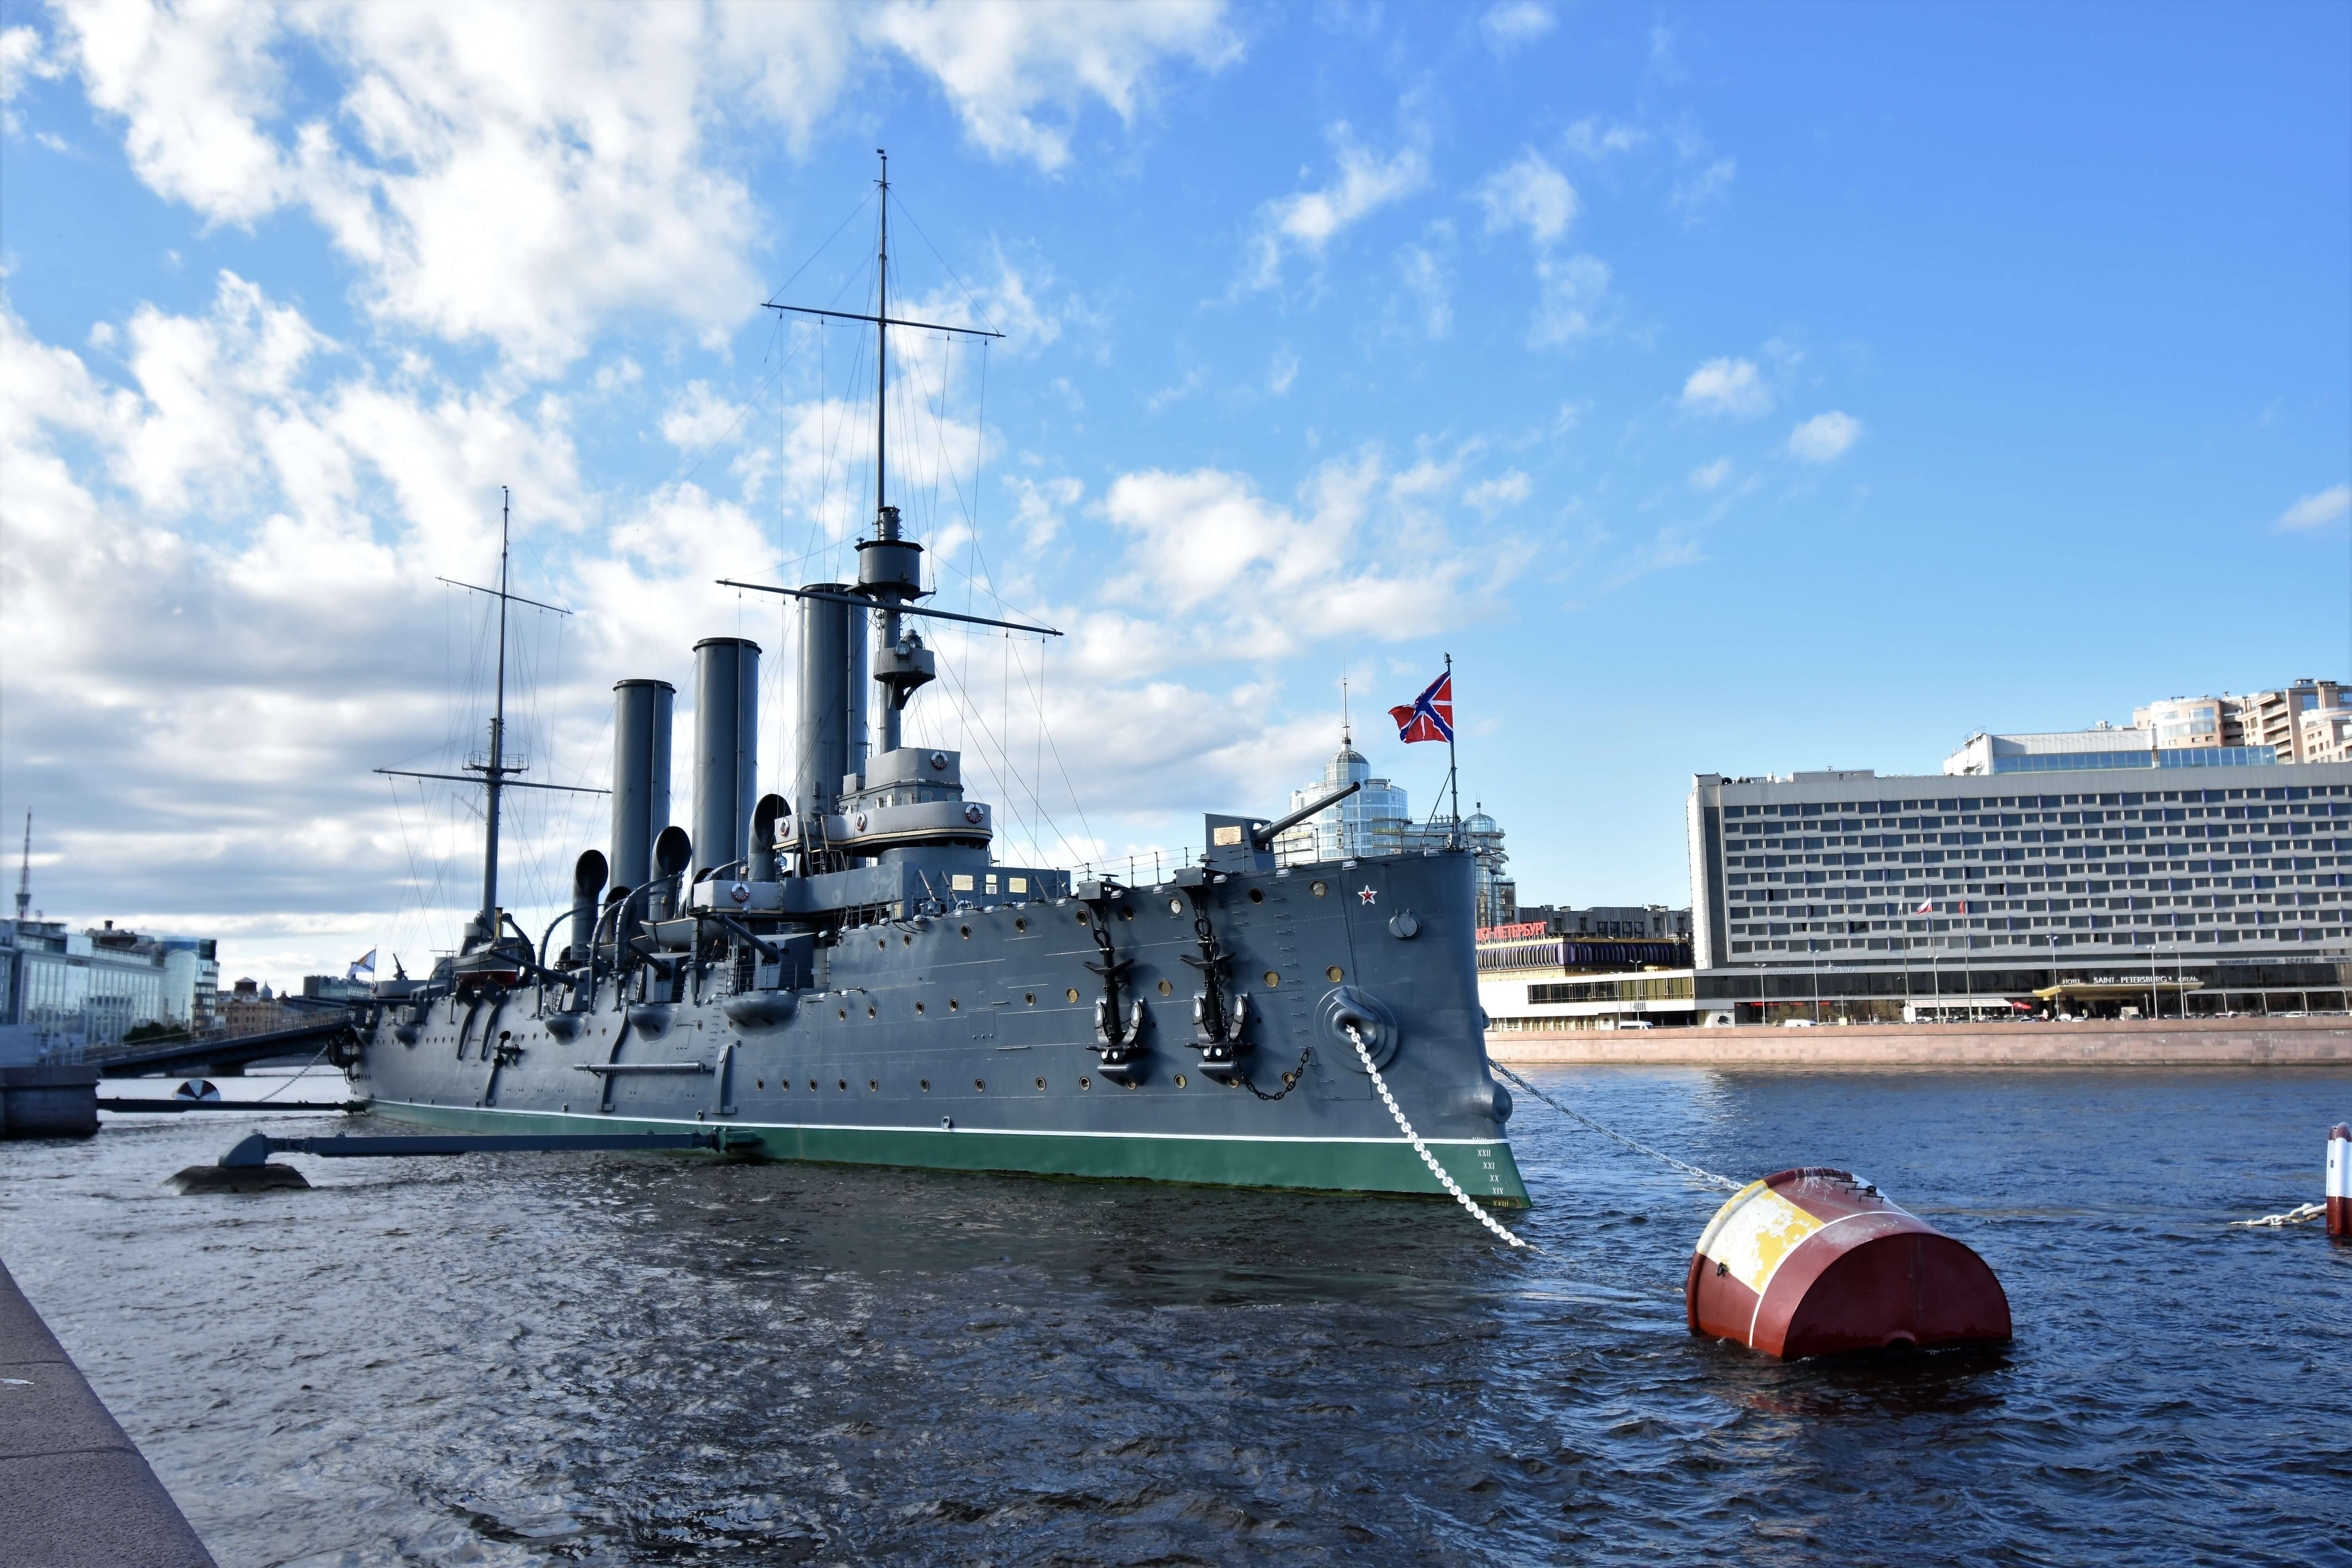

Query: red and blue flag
<box><xmin>1388</xmin><ymin>671</ymin><xmax>1453</xmax><ymax>744</ymax></box>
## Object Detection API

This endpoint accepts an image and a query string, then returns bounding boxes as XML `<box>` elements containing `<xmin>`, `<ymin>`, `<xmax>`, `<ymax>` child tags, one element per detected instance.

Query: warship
<box><xmin>344</xmin><ymin>159</ymin><xmax>1527</xmax><ymax>1208</ymax></box>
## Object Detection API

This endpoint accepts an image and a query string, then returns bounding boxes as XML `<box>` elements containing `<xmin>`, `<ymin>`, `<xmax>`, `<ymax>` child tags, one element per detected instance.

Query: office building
<box><xmin>0</xmin><ymin>919</ymin><xmax>186</xmax><ymax>1055</ymax></box>
<box><xmin>1683</xmin><ymin>760</ymin><xmax>2352</xmax><ymax>1023</ymax></box>
<box><xmin>1945</xmin><ymin>725</ymin><xmax>2276</xmax><ymax>776</ymax></box>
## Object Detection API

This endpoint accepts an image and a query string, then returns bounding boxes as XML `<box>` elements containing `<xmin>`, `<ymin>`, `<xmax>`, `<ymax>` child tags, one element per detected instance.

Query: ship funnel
<box><xmin>691</xmin><ymin>636</ymin><xmax>761</xmax><ymax>879</ymax></box>
<box><xmin>569</xmin><ymin>849</ymin><xmax>607</xmax><ymax>957</ymax></box>
<box><xmin>609</xmin><ymin>678</ymin><xmax>675</xmax><ymax>892</ymax></box>
<box><xmin>793</xmin><ymin>585</ymin><xmax>851</xmax><ymax>836</ymax></box>
<box><xmin>750</xmin><ymin>794</ymin><xmax>788</xmax><ymax>882</ymax></box>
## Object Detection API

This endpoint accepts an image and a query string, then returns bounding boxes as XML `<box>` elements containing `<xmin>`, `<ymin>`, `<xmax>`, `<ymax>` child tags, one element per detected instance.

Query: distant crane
<box><xmin>13</xmin><ymin>812</ymin><xmax>27</xmax><ymax>920</ymax></box>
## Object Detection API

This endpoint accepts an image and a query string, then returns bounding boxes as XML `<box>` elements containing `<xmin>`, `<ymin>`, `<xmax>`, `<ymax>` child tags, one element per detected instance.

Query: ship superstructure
<box><xmin>346</xmin><ymin>159</ymin><xmax>1525</xmax><ymax>1206</ymax></box>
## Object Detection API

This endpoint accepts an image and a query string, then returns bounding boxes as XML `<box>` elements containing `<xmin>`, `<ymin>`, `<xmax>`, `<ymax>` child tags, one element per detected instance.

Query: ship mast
<box><xmin>374</xmin><ymin>490</ymin><xmax>604</xmax><ymax>955</ymax></box>
<box><xmin>478</xmin><ymin>486</ymin><xmax>514</xmax><ymax>935</ymax></box>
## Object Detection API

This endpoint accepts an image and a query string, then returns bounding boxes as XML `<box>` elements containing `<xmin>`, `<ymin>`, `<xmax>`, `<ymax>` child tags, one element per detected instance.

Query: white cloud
<box><xmin>1472</xmin><ymin>149</ymin><xmax>1578</xmax><ymax>247</ymax></box>
<box><xmin>1679</xmin><ymin>357</ymin><xmax>1770</xmax><ymax>417</ymax></box>
<box><xmin>1530</xmin><ymin>252</ymin><xmax>1610</xmax><ymax>347</ymax></box>
<box><xmin>1245</xmin><ymin>124</ymin><xmax>1429</xmax><ymax>289</ymax></box>
<box><xmin>1667</xmin><ymin>156</ymin><xmax>1737</xmax><ymax>226</ymax></box>
<box><xmin>1267</xmin><ymin>348</ymin><xmax>1299</xmax><ymax>396</ymax></box>
<box><xmin>1788</xmin><ymin>410</ymin><xmax>1862</xmax><ymax>462</ymax></box>
<box><xmin>1689</xmin><ymin>457</ymin><xmax>1733</xmax><ymax>492</ymax></box>
<box><xmin>866</xmin><ymin>0</ymin><xmax>1237</xmax><ymax>171</ymax></box>
<box><xmin>659</xmin><ymin>381</ymin><xmax>745</xmax><ymax>452</ymax></box>
<box><xmin>1095</xmin><ymin>450</ymin><xmax>1472</xmax><ymax>662</ymax></box>
<box><xmin>1480</xmin><ymin>2</ymin><xmax>1555</xmax><ymax>53</ymax></box>
<box><xmin>2275</xmin><ymin>483</ymin><xmax>2350</xmax><ymax>531</ymax></box>
<box><xmin>0</xmin><ymin>21</ymin><xmax>64</xmax><ymax>132</ymax></box>
<box><xmin>52</xmin><ymin>1</ymin><xmax>1235</xmax><ymax>374</ymax></box>
<box><xmin>1396</xmin><ymin>236</ymin><xmax>1453</xmax><ymax>340</ymax></box>
<box><xmin>1464</xmin><ymin>470</ymin><xmax>1532</xmax><ymax>516</ymax></box>
<box><xmin>1004</xmin><ymin>474</ymin><xmax>1082</xmax><ymax>547</ymax></box>
<box><xmin>1562</xmin><ymin>115</ymin><xmax>1647</xmax><ymax>160</ymax></box>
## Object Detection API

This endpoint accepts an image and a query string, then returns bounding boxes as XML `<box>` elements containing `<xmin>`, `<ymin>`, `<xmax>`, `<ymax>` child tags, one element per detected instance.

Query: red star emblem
<box><xmin>1357</xmin><ymin>886</ymin><xmax>1377</xmax><ymax>905</ymax></box>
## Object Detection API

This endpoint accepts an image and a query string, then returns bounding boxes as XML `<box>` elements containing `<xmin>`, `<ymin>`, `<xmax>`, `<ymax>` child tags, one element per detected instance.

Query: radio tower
<box><xmin>14</xmin><ymin>812</ymin><xmax>29</xmax><ymax>920</ymax></box>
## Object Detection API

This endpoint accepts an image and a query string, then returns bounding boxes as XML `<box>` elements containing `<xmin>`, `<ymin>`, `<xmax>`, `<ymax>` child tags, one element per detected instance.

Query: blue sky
<box><xmin>1</xmin><ymin>1</ymin><xmax>2346</xmax><ymax>985</ymax></box>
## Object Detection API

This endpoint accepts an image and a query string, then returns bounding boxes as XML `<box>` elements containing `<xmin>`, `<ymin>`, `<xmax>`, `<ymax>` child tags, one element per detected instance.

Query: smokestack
<box><xmin>793</xmin><ymin>586</ymin><xmax>851</xmax><ymax>833</ymax></box>
<box><xmin>609</xmin><ymin>678</ymin><xmax>675</xmax><ymax>892</ymax></box>
<box><xmin>691</xmin><ymin>636</ymin><xmax>761</xmax><ymax>878</ymax></box>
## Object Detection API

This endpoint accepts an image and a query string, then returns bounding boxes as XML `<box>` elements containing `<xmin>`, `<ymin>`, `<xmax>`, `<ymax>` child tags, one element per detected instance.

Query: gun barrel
<box><xmin>1253</xmin><ymin>780</ymin><xmax>1365</xmax><ymax>849</ymax></box>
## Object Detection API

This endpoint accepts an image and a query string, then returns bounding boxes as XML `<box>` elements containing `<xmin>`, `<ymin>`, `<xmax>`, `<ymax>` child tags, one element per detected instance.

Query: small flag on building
<box><xmin>1388</xmin><ymin>671</ymin><xmax>1454</xmax><ymax>744</ymax></box>
<box><xmin>1914</xmin><ymin>901</ymin><xmax>1934</xmax><ymax>914</ymax></box>
<box><xmin>346</xmin><ymin>948</ymin><xmax>377</xmax><ymax>980</ymax></box>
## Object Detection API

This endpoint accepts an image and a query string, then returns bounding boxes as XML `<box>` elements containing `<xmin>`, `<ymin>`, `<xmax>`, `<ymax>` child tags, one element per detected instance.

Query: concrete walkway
<box><xmin>0</xmin><ymin>1258</ymin><xmax>215</xmax><ymax>1568</ymax></box>
<box><xmin>1489</xmin><ymin>1016</ymin><xmax>2352</xmax><ymax>1066</ymax></box>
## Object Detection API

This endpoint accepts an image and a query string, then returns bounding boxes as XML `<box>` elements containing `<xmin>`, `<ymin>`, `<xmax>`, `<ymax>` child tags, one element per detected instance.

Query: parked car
<box><xmin>1781</xmin><ymin>1018</ymin><xmax>1818</xmax><ymax>1028</ymax></box>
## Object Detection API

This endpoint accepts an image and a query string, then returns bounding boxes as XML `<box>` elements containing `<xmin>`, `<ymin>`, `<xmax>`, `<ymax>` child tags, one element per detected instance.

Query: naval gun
<box><xmin>1201</xmin><ymin>779</ymin><xmax>1364</xmax><ymax>873</ymax></box>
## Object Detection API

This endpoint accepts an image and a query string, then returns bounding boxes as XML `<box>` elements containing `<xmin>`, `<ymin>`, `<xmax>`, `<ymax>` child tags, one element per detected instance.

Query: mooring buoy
<box><xmin>2329</xmin><ymin>1124</ymin><xmax>2350</xmax><ymax>1240</ymax></box>
<box><xmin>1685</xmin><ymin>1167</ymin><xmax>2011</xmax><ymax>1358</ymax></box>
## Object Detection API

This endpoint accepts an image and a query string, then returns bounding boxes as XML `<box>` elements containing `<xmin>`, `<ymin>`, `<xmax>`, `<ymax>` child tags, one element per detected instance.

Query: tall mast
<box><xmin>876</xmin><ymin>148</ymin><xmax>888</xmax><ymax>518</ymax></box>
<box><xmin>481</xmin><ymin>485</ymin><xmax>512</xmax><ymax>935</ymax></box>
<box><xmin>13</xmin><ymin>812</ymin><xmax>29</xmax><ymax>920</ymax></box>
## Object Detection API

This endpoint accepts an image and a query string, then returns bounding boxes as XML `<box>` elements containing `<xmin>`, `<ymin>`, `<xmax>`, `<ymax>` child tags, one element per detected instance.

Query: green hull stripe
<box><xmin>364</xmin><ymin>1099</ymin><xmax>1531</xmax><ymax>1208</ymax></box>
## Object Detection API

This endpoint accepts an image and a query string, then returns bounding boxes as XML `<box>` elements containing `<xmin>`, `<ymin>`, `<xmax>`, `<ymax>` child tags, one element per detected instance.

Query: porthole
<box><xmin>807</xmin><ymin>1079</ymin><xmax>816</xmax><ymax>1090</ymax></box>
<box><xmin>867</xmin><ymin>1004</ymin><xmax>876</xmax><ymax>1018</ymax></box>
<box><xmin>960</xmin><ymin>924</ymin><xmax>972</xmax><ymax>939</ymax></box>
<box><xmin>1158</xmin><ymin>979</ymin><xmax>1173</xmax><ymax>996</ymax></box>
<box><xmin>756</xmin><ymin>1078</ymin><xmax>764</xmax><ymax>1089</ymax></box>
<box><xmin>1327</xmin><ymin>965</ymin><xmax>1344</xmax><ymax>983</ymax></box>
<box><xmin>1035</xmin><ymin>1077</ymin><xmax>1047</xmax><ymax>1090</ymax></box>
<box><xmin>1248</xmin><ymin>888</ymin><xmax>1264</xmax><ymax>904</ymax></box>
<box><xmin>1168</xmin><ymin>897</ymin><xmax>1185</xmax><ymax>915</ymax></box>
<box><xmin>1014</xmin><ymin>916</ymin><xmax>1027</xmax><ymax>932</ymax></box>
<box><xmin>921</xmin><ymin>1078</ymin><xmax>930</xmax><ymax>1091</ymax></box>
<box><xmin>1174</xmin><ymin>1073</ymin><xmax>1189</xmax><ymax>1088</ymax></box>
<box><xmin>1080</xmin><ymin>1076</ymin><xmax>1092</xmax><ymax>1090</ymax></box>
<box><xmin>1264</xmin><ymin>970</ymin><xmax>1281</xmax><ymax>987</ymax></box>
<box><xmin>1066</xmin><ymin>987</ymin><xmax>1080</xmax><ymax>1003</ymax></box>
<box><xmin>868</xmin><ymin>1079</ymin><xmax>878</xmax><ymax>1091</ymax></box>
<box><xmin>949</xmin><ymin>998</ymin><xmax>959</xmax><ymax>1011</ymax></box>
<box><xmin>838</xmin><ymin>1008</ymin><xmax>847</xmax><ymax>1019</ymax></box>
<box><xmin>1076</xmin><ymin>910</ymin><xmax>1090</xmax><ymax>925</ymax></box>
<box><xmin>916</xmin><ymin>1001</ymin><xmax>926</xmax><ymax>1014</ymax></box>
<box><xmin>877</xmin><ymin>936</ymin><xmax>887</xmax><ymax>949</ymax></box>
<box><xmin>1119</xmin><ymin>906</ymin><xmax>1134</xmax><ymax>919</ymax></box>
<box><xmin>903</xmin><ymin>933</ymin><xmax>913</xmax><ymax>946</ymax></box>
<box><xmin>1123</xmin><ymin>1077</ymin><xmax>1138</xmax><ymax>1090</ymax></box>
<box><xmin>1311</xmin><ymin>880</ymin><xmax>1328</xmax><ymax>898</ymax></box>
<box><xmin>975</xmin><ymin>1078</ymin><xmax>986</xmax><ymax>1091</ymax></box>
<box><xmin>1024</xmin><ymin>992</ymin><xmax>1036</xmax><ymax>1006</ymax></box>
<box><xmin>838</xmin><ymin>1079</ymin><xmax>847</xmax><ymax>1091</ymax></box>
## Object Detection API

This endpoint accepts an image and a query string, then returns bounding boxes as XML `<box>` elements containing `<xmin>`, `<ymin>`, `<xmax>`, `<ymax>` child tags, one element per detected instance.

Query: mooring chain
<box><xmin>2230</xmin><ymin>1202</ymin><xmax>2324</xmax><ymax>1227</ymax></box>
<box><xmin>1346</xmin><ymin>1026</ymin><xmax>1530</xmax><ymax>1250</ymax></box>
<box><xmin>1491</xmin><ymin>1064</ymin><xmax>1743</xmax><ymax>1193</ymax></box>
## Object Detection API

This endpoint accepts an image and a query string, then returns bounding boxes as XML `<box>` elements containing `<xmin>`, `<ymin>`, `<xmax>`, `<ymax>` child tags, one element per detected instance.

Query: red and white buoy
<box><xmin>2329</xmin><ymin>1124</ymin><xmax>2350</xmax><ymax>1240</ymax></box>
<box><xmin>1686</xmin><ymin>1167</ymin><xmax>2011</xmax><ymax>1358</ymax></box>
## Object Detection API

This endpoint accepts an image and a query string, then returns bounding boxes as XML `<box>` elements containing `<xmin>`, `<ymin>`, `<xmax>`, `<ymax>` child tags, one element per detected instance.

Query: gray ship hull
<box><xmin>350</xmin><ymin>851</ymin><xmax>1526</xmax><ymax>1206</ymax></box>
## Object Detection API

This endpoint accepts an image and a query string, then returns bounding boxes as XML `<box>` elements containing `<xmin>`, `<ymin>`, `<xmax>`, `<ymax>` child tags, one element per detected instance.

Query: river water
<box><xmin>4</xmin><ymin>1066</ymin><xmax>2348</xmax><ymax>1567</ymax></box>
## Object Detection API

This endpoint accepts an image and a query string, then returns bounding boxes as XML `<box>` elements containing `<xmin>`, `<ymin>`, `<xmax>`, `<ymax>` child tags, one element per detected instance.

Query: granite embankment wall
<box><xmin>0</xmin><ymin>1258</ymin><xmax>216</xmax><ymax>1567</ymax></box>
<box><xmin>1486</xmin><ymin>1016</ymin><xmax>2352</xmax><ymax>1066</ymax></box>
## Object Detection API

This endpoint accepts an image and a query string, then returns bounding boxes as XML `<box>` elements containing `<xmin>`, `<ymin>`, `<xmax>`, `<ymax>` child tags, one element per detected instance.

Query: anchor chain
<box><xmin>1347</xmin><ymin>1025</ymin><xmax>1530</xmax><ymax>1250</ymax></box>
<box><xmin>1492</xmin><ymin>1063</ymin><xmax>1742</xmax><ymax>1192</ymax></box>
<box><xmin>2230</xmin><ymin>1202</ymin><xmax>2324</xmax><ymax>1227</ymax></box>
<box><xmin>1235</xmin><ymin>1047</ymin><xmax>1314</xmax><ymax>1101</ymax></box>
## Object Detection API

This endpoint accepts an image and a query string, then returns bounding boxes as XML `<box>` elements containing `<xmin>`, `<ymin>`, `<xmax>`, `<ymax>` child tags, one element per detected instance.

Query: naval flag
<box><xmin>346</xmin><ymin>949</ymin><xmax>377</xmax><ymax>980</ymax></box>
<box><xmin>1388</xmin><ymin>671</ymin><xmax>1454</xmax><ymax>745</ymax></box>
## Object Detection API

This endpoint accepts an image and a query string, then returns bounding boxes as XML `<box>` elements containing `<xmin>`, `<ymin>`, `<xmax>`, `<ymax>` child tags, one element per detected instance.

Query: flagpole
<box><xmin>1444</xmin><ymin>651</ymin><xmax>1459</xmax><ymax>849</ymax></box>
